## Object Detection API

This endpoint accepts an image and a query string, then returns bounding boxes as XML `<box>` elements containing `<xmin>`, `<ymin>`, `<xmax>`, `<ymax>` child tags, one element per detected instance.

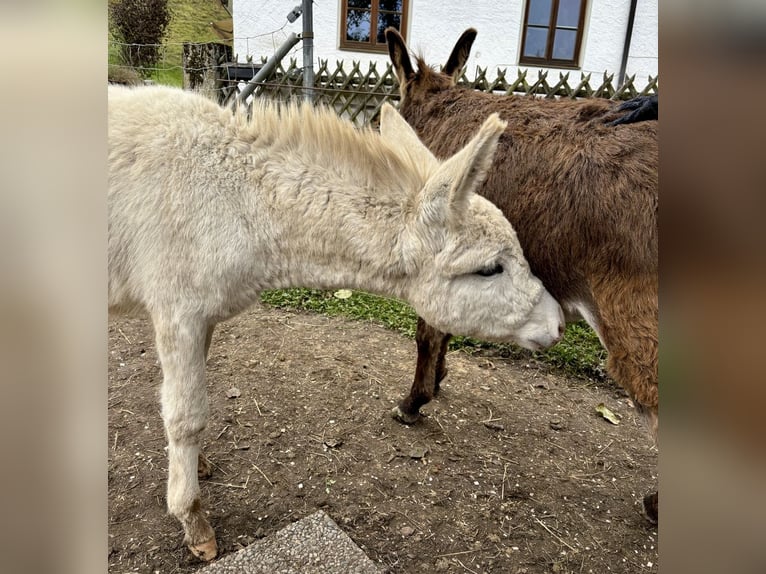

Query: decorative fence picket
<box><xmin>224</xmin><ymin>57</ymin><xmax>657</xmax><ymax>126</ymax></box>
<box><xmin>110</xmin><ymin>41</ymin><xmax>658</xmax><ymax>128</ymax></box>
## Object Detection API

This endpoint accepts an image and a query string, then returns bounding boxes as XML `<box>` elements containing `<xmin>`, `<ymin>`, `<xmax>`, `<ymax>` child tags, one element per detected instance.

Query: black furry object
<box><xmin>607</xmin><ymin>95</ymin><xmax>658</xmax><ymax>126</ymax></box>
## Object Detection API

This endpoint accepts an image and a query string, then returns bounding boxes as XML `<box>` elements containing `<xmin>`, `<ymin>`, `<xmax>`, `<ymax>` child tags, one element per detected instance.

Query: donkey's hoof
<box><xmin>189</xmin><ymin>536</ymin><xmax>218</xmax><ymax>561</ymax></box>
<box><xmin>643</xmin><ymin>491</ymin><xmax>658</xmax><ymax>524</ymax></box>
<box><xmin>391</xmin><ymin>405</ymin><xmax>420</xmax><ymax>425</ymax></box>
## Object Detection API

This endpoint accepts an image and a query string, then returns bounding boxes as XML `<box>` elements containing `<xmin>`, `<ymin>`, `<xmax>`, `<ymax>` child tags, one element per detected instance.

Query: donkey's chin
<box><xmin>513</xmin><ymin>334</ymin><xmax>558</xmax><ymax>352</ymax></box>
<box><xmin>510</xmin><ymin>291</ymin><xmax>566</xmax><ymax>350</ymax></box>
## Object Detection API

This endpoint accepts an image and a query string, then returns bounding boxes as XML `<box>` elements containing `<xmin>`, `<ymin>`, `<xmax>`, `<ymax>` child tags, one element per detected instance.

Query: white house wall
<box><xmin>233</xmin><ymin>0</ymin><xmax>657</xmax><ymax>85</ymax></box>
<box><xmin>626</xmin><ymin>0</ymin><xmax>659</xmax><ymax>82</ymax></box>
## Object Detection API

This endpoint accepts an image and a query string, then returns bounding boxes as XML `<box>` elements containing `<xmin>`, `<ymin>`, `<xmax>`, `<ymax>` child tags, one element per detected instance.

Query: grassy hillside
<box><xmin>108</xmin><ymin>0</ymin><xmax>231</xmax><ymax>86</ymax></box>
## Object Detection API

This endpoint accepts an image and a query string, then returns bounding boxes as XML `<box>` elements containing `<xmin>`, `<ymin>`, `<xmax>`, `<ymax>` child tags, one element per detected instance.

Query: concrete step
<box><xmin>198</xmin><ymin>510</ymin><xmax>384</xmax><ymax>574</ymax></box>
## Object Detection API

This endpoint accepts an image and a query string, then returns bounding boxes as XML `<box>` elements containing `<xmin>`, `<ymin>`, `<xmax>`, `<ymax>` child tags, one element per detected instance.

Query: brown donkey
<box><xmin>385</xmin><ymin>27</ymin><xmax>659</xmax><ymax>522</ymax></box>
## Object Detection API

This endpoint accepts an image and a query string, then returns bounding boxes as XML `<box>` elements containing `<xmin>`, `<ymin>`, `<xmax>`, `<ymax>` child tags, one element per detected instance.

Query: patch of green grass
<box><xmin>533</xmin><ymin>321</ymin><xmax>607</xmax><ymax>379</ymax></box>
<box><xmin>261</xmin><ymin>289</ymin><xmax>419</xmax><ymax>339</ymax></box>
<box><xmin>261</xmin><ymin>288</ymin><xmax>607</xmax><ymax>380</ymax></box>
<box><xmin>109</xmin><ymin>0</ymin><xmax>230</xmax><ymax>87</ymax></box>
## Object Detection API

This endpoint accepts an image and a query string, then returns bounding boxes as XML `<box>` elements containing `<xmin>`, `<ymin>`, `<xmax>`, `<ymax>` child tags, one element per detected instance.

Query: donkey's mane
<box><xmin>414</xmin><ymin>56</ymin><xmax>446</xmax><ymax>82</ymax></box>
<box><xmin>231</xmin><ymin>98</ymin><xmax>432</xmax><ymax>193</ymax></box>
<box><xmin>109</xmin><ymin>85</ymin><xmax>433</xmax><ymax>198</ymax></box>
<box><xmin>415</xmin><ymin>56</ymin><xmax>437</xmax><ymax>74</ymax></box>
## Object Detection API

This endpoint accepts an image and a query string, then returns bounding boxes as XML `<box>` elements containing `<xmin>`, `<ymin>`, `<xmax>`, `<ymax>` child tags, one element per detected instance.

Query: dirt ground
<box><xmin>108</xmin><ymin>305</ymin><xmax>658</xmax><ymax>574</ymax></box>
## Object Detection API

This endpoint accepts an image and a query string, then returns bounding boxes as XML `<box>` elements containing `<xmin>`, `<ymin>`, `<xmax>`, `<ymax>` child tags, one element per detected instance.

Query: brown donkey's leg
<box><xmin>595</xmin><ymin>274</ymin><xmax>659</xmax><ymax>523</ymax></box>
<box><xmin>392</xmin><ymin>317</ymin><xmax>452</xmax><ymax>424</ymax></box>
<box><xmin>643</xmin><ymin>491</ymin><xmax>659</xmax><ymax>525</ymax></box>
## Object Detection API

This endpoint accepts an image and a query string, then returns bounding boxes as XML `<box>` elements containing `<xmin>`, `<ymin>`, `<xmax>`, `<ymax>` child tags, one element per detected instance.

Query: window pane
<box><xmin>527</xmin><ymin>0</ymin><xmax>552</xmax><ymax>27</ymax></box>
<box><xmin>379</xmin><ymin>0</ymin><xmax>403</xmax><ymax>11</ymax></box>
<box><xmin>347</xmin><ymin>0</ymin><xmax>372</xmax><ymax>9</ymax></box>
<box><xmin>556</xmin><ymin>0</ymin><xmax>581</xmax><ymax>28</ymax></box>
<box><xmin>552</xmin><ymin>28</ymin><xmax>577</xmax><ymax>60</ymax></box>
<box><xmin>346</xmin><ymin>10</ymin><xmax>371</xmax><ymax>42</ymax></box>
<box><xmin>377</xmin><ymin>12</ymin><xmax>401</xmax><ymax>42</ymax></box>
<box><xmin>523</xmin><ymin>26</ymin><xmax>548</xmax><ymax>58</ymax></box>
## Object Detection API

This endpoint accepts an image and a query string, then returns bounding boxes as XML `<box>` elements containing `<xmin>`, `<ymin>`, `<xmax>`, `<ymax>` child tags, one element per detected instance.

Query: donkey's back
<box><xmin>402</xmin><ymin>86</ymin><xmax>658</xmax><ymax>300</ymax></box>
<box><xmin>108</xmin><ymin>85</ymin><xmax>264</xmax><ymax>319</ymax></box>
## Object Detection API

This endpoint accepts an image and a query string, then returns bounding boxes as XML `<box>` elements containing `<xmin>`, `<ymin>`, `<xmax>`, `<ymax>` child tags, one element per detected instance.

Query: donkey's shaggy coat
<box><xmin>108</xmin><ymin>85</ymin><xmax>564</xmax><ymax>558</ymax></box>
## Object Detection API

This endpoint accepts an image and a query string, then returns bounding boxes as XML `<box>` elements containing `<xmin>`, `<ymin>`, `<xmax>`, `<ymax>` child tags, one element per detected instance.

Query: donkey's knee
<box><xmin>163</xmin><ymin>416</ymin><xmax>209</xmax><ymax>517</ymax></box>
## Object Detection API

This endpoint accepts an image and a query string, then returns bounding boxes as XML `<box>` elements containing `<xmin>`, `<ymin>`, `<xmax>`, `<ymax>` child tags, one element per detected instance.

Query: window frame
<box><xmin>519</xmin><ymin>0</ymin><xmax>587</xmax><ymax>68</ymax></box>
<box><xmin>339</xmin><ymin>0</ymin><xmax>409</xmax><ymax>53</ymax></box>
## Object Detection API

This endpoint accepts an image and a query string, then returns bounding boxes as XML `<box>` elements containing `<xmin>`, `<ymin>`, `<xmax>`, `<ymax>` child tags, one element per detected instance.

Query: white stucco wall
<box><xmin>626</xmin><ymin>0</ymin><xmax>659</xmax><ymax>82</ymax></box>
<box><xmin>233</xmin><ymin>0</ymin><xmax>657</xmax><ymax>86</ymax></box>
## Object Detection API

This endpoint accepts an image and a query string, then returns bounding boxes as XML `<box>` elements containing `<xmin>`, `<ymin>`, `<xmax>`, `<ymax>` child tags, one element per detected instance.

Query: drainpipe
<box><xmin>302</xmin><ymin>0</ymin><xmax>314</xmax><ymax>102</ymax></box>
<box><xmin>617</xmin><ymin>0</ymin><xmax>639</xmax><ymax>89</ymax></box>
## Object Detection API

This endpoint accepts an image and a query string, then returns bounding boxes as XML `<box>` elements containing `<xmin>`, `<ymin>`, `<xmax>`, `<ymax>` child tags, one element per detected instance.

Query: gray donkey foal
<box><xmin>108</xmin><ymin>85</ymin><xmax>564</xmax><ymax>559</ymax></box>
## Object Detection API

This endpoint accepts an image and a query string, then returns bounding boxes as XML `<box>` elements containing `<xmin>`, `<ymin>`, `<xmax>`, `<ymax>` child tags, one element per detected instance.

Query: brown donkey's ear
<box><xmin>443</xmin><ymin>28</ymin><xmax>477</xmax><ymax>84</ymax></box>
<box><xmin>385</xmin><ymin>27</ymin><xmax>415</xmax><ymax>83</ymax></box>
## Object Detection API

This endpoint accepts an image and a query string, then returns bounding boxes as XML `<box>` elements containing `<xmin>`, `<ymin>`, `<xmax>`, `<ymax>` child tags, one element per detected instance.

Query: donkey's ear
<box><xmin>379</xmin><ymin>103</ymin><xmax>438</xmax><ymax>167</ymax></box>
<box><xmin>443</xmin><ymin>28</ymin><xmax>477</xmax><ymax>84</ymax></box>
<box><xmin>420</xmin><ymin>112</ymin><xmax>506</xmax><ymax>226</ymax></box>
<box><xmin>385</xmin><ymin>27</ymin><xmax>415</xmax><ymax>85</ymax></box>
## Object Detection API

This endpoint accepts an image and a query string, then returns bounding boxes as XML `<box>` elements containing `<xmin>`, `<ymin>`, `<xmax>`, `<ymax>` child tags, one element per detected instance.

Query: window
<box><xmin>519</xmin><ymin>0</ymin><xmax>587</xmax><ymax>68</ymax></box>
<box><xmin>340</xmin><ymin>0</ymin><xmax>408</xmax><ymax>53</ymax></box>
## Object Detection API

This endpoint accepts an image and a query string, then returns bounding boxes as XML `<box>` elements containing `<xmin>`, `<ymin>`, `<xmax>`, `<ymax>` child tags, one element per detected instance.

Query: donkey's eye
<box><xmin>475</xmin><ymin>263</ymin><xmax>504</xmax><ymax>277</ymax></box>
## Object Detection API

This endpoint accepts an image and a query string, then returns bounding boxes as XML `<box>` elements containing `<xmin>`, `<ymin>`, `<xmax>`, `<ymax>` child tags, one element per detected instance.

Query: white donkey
<box><xmin>108</xmin><ymin>85</ymin><xmax>564</xmax><ymax>560</ymax></box>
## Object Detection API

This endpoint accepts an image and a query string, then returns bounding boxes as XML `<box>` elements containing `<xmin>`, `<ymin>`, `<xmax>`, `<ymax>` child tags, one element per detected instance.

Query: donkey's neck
<box><xmin>229</xmin><ymin>104</ymin><xmax>429</xmax><ymax>301</ymax></box>
<box><xmin>258</xmin><ymin>169</ymin><xmax>414</xmax><ymax>300</ymax></box>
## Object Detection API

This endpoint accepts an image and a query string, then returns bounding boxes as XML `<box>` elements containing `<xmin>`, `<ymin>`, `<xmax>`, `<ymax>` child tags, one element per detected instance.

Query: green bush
<box><xmin>110</xmin><ymin>0</ymin><xmax>171</xmax><ymax>76</ymax></box>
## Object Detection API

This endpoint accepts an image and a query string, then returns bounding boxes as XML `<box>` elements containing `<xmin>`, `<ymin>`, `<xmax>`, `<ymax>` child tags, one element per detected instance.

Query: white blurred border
<box><xmin>0</xmin><ymin>3</ymin><xmax>106</xmax><ymax>573</ymax></box>
<box><xmin>1</xmin><ymin>1</ymin><xmax>765</xmax><ymax>572</ymax></box>
<box><xmin>661</xmin><ymin>1</ymin><xmax>766</xmax><ymax>573</ymax></box>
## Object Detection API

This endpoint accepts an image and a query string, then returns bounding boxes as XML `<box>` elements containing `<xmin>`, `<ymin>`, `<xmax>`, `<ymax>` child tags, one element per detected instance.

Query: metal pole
<box><xmin>302</xmin><ymin>0</ymin><xmax>314</xmax><ymax>102</ymax></box>
<box><xmin>236</xmin><ymin>32</ymin><xmax>301</xmax><ymax>105</ymax></box>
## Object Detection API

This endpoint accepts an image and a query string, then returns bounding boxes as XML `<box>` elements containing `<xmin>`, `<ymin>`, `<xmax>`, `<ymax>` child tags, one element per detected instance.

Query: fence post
<box><xmin>182</xmin><ymin>42</ymin><xmax>232</xmax><ymax>101</ymax></box>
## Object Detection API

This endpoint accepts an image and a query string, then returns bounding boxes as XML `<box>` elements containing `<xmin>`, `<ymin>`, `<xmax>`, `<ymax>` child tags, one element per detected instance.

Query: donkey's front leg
<box><xmin>393</xmin><ymin>317</ymin><xmax>452</xmax><ymax>424</ymax></box>
<box><xmin>154</xmin><ymin>314</ymin><xmax>217</xmax><ymax>560</ymax></box>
